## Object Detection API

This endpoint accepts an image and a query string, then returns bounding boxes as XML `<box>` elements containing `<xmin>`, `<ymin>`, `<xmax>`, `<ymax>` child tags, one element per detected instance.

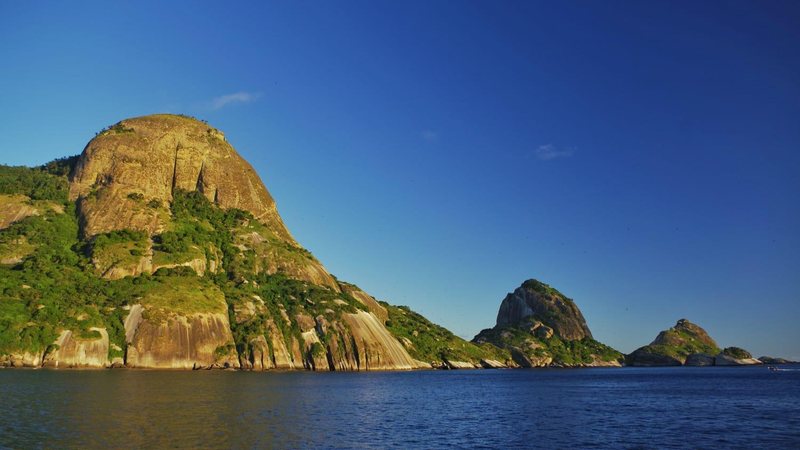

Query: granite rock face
<box><xmin>0</xmin><ymin>194</ymin><xmax>40</xmax><ymax>230</ymax></box>
<box><xmin>67</xmin><ymin>114</ymin><xmax>339</xmax><ymax>289</ymax></box>
<box><xmin>43</xmin><ymin>327</ymin><xmax>110</xmax><ymax>368</ymax></box>
<box><xmin>495</xmin><ymin>279</ymin><xmax>592</xmax><ymax>341</ymax></box>
<box><xmin>124</xmin><ymin>304</ymin><xmax>239</xmax><ymax>370</ymax></box>
<box><xmin>69</xmin><ymin>115</ymin><xmax>290</xmax><ymax>241</ymax></box>
<box><xmin>474</xmin><ymin>279</ymin><xmax>622</xmax><ymax>367</ymax></box>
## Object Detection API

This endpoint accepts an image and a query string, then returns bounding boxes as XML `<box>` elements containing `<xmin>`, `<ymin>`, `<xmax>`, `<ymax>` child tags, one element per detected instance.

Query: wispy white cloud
<box><xmin>420</xmin><ymin>129</ymin><xmax>439</xmax><ymax>142</ymax></box>
<box><xmin>535</xmin><ymin>144</ymin><xmax>575</xmax><ymax>161</ymax></box>
<box><xmin>209</xmin><ymin>91</ymin><xmax>261</xmax><ymax>110</ymax></box>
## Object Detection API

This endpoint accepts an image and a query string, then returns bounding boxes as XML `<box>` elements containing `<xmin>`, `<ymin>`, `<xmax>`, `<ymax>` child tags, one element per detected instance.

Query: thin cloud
<box><xmin>209</xmin><ymin>91</ymin><xmax>261</xmax><ymax>110</ymax></box>
<box><xmin>535</xmin><ymin>144</ymin><xmax>574</xmax><ymax>161</ymax></box>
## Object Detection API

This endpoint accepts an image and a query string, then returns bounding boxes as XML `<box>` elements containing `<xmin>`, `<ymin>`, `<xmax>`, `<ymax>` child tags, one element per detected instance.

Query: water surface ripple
<box><xmin>1</xmin><ymin>366</ymin><xmax>799</xmax><ymax>449</ymax></box>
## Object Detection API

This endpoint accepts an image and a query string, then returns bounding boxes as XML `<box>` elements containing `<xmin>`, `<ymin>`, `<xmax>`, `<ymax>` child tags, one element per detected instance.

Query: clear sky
<box><xmin>1</xmin><ymin>1</ymin><xmax>798</xmax><ymax>358</ymax></box>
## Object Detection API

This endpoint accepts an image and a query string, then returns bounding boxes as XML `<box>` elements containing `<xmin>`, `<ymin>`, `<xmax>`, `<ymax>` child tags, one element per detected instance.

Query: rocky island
<box><xmin>626</xmin><ymin>319</ymin><xmax>762</xmax><ymax>366</ymax></box>
<box><xmin>0</xmin><ymin>114</ymin><xmax>509</xmax><ymax>370</ymax></box>
<box><xmin>473</xmin><ymin>279</ymin><xmax>623</xmax><ymax>367</ymax></box>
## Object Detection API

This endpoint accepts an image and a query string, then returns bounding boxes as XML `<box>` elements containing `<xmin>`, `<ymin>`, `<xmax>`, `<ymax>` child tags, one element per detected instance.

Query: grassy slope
<box><xmin>382</xmin><ymin>302</ymin><xmax>509</xmax><ymax>364</ymax></box>
<box><xmin>634</xmin><ymin>328</ymin><xmax>721</xmax><ymax>361</ymax></box>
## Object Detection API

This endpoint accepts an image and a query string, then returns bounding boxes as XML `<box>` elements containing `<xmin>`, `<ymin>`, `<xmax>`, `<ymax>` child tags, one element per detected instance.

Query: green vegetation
<box><xmin>150</xmin><ymin>189</ymin><xmax>246</xmax><ymax>273</ymax></box>
<box><xmin>0</xmin><ymin>235</ymin><xmax>35</xmax><ymax>263</ymax></box>
<box><xmin>40</xmin><ymin>156</ymin><xmax>79</xmax><ymax>178</ymax></box>
<box><xmin>90</xmin><ymin>229</ymin><xmax>149</xmax><ymax>276</ymax></box>
<box><xmin>97</xmin><ymin>122</ymin><xmax>134</xmax><ymax>136</ymax></box>
<box><xmin>721</xmin><ymin>346</ymin><xmax>752</xmax><ymax>359</ymax></box>
<box><xmin>522</xmin><ymin>279</ymin><xmax>566</xmax><ymax>298</ymax></box>
<box><xmin>382</xmin><ymin>302</ymin><xmax>508</xmax><ymax>364</ymax></box>
<box><xmin>0</xmin><ymin>163</ymin><xmax>70</xmax><ymax>202</ymax></box>
<box><xmin>656</xmin><ymin>328</ymin><xmax>719</xmax><ymax>358</ymax></box>
<box><xmin>0</xmin><ymin>205</ymin><xmax>159</xmax><ymax>358</ymax></box>
<box><xmin>475</xmin><ymin>326</ymin><xmax>622</xmax><ymax>366</ymax></box>
<box><xmin>219</xmin><ymin>271</ymin><xmax>368</xmax><ymax>364</ymax></box>
<box><xmin>140</xmin><ymin>276</ymin><xmax>227</xmax><ymax>322</ymax></box>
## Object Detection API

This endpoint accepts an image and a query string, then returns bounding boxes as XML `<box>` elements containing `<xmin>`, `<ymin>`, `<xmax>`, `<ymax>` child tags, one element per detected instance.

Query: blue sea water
<box><xmin>1</xmin><ymin>366</ymin><xmax>799</xmax><ymax>449</ymax></box>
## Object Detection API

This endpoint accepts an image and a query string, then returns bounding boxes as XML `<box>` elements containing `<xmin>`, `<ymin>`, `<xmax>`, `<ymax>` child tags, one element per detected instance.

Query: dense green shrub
<box><xmin>0</xmin><ymin>164</ymin><xmax>70</xmax><ymax>202</ymax></box>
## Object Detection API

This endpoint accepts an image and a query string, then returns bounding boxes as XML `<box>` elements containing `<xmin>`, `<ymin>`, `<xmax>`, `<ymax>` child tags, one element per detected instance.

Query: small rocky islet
<box><xmin>626</xmin><ymin>319</ymin><xmax>763</xmax><ymax>367</ymax></box>
<box><xmin>0</xmin><ymin>114</ymin><xmax>785</xmax><ymax>370</ymax></box>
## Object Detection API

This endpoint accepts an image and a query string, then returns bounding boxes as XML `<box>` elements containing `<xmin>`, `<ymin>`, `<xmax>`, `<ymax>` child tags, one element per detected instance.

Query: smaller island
<box><xmin>626</xmin><ymin>319</ymin><xmax>762</xmax><ymax>367</ymax></box>
<box><xmin>473</xmin><ymin>279</ymin><xmax>623</xmax><ymax>367</ymax></box>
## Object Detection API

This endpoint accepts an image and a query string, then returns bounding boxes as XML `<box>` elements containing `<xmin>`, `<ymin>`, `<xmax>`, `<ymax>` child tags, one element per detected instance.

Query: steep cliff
<box><xmin>0</xmin><ymin>114</ymin><xmax>487</xmax><ymax>371</ymax></box>
<box><xmin>473</xmin><ymin>279</ymin><xmax>622</xmax><ymax>367</ymax></box>
<box><xmin>69</xmin><ymin>115</ymin><xmax>289</xmax><ymax>241</ymax></box>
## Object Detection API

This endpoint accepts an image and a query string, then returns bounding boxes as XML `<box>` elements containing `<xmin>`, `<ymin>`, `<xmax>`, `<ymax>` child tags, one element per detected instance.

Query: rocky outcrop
<box><xmin>479</xmin><ymin>359</ymin><xmax>507</xmax><ymax>369</ymax></box>
<box><xmin>585</xmin><ymin>357</ymin><xmax>623</xmax><ymax>367</ymax></box>
<box><xmin>341</xmin><ymin>311</ymin><xmax>422</xmax><ymax>370</ymax></box>
<box><xmin>340</xmin><ymin>284</ymin><xmax>389</xmax><ymax>323</ymax></box>
<box><xmin>714</xmin><ymin>353</ymin><xmax>762</xmax><ymax>366</ymax></box>
<box><xmin>43</xmin><ymin>328</ymin><xmax>110</xmax><ymax>368</ymax></box>
<box><xmin>685</xmin><ymin>353</ymin><xmax>715</xmax><ymax>366</ymax></box>
<box><xmin>69</xmin><ymin>114</ymin><xmax>339</xmax><ymax>289</ymax></box>
<box><xmin>443</xmin><ymin>358</ymin><xmax>477</xmax><ymax>369</ymax></box>
<box><xmin>473</xmin><ymin>279</ymin><xmax>622</xmax><ymax>368</ymax></box>
<box><xmin>0</xmin><ymin>351</ymin><xmax>44</xmax><ymax>367</ymax></box>
<box><xmin>0</xmin><ymin>194</ymin><xmax>40</xmax><ymax>230</ymax></box>
<box><xmin>759</xmin><ymin>356</ymin><xmax>796</xmax><ymax>365</ymax></box>
<box><xmin>495</xmin><ymin>279</ymin><xmax>592</xmax><ymax>341</ymax></box>
<box><xmin>626</xmin><ymin>348</ymin><xmax>683</xmax><ymax>367</ymax></box>
<box><xmin>715</xmin><ymin>347</ymin><xmax>761</xmax><ymax>366</ymax></box>
<box><xmin>627</xmin><ymin>319</ymin><xmax>720</xmax><ymax>367</ymax></box>
<box><xmin>124</xmin><ymin>305</ymin><xmax>239</xmax><ymax>369</ymax></box>
<box><xmin>69</xmin><ymin>115</ymin><xmax>292</xmax><ymax>241</ymax></box>
<box><xmin>510</xmin><ymin>347</ymin><xmax>553</xmax><ymax>368</ymax></box>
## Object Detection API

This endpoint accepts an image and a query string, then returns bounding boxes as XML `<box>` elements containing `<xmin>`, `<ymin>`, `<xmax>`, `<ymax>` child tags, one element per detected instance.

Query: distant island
<box><xmin>0</xmin><ymin>115</ymin><xmax>789</xmax><ymax>370</ymax></box>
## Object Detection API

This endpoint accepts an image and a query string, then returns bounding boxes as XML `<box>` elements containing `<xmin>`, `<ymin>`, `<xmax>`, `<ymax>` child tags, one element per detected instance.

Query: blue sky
<box><xmin>1</xmin><ymin>1</ymin><xmax>798</xmax><ymax>357</ymax></box>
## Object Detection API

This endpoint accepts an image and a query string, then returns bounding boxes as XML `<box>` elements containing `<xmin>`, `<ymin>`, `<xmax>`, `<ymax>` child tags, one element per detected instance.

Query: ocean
<box><xmin>1</xmin><ymin>366</ymin><xmax>799</xmax><ymax>449</ymax></box>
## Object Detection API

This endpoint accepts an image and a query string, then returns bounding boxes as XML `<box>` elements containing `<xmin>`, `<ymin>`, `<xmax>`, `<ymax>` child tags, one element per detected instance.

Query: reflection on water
<box><xmin>1</xmin><ymin>367</ymin><xmax>799</xmax><ymax>448</ymax></box>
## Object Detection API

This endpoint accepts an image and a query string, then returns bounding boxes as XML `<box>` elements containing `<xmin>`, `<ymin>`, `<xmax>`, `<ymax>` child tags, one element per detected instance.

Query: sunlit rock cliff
<box><xmin>0</xmin><ymin>114</ymin><xmax>504</xmax><ymax>370</ymax></box>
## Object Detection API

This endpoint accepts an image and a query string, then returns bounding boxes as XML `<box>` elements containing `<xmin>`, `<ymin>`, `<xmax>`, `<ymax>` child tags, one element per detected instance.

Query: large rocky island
<box><xmin>0</xmin><ymin>114</ymin><xmax>509</xmax><ymax>370</ymax></box>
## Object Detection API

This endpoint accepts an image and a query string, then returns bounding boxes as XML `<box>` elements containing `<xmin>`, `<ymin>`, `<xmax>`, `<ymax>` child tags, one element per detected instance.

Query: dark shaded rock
<box><xmin>496</xmin><ymin>279</ymin><xmax>592</xmax><ymax>340</ymax></box>
<box><xmin>759</xmin><ymin>356</ymin><xmax>796</xmax><ymax>365</ymax></box>
<box><xmin>685</xmin><ymin>353</ymin><xmax>715</xmax><ymax>366</ymax></box>
<box><xmin>626</xmin><ymin>347</ymin><xmax>683</xmax><ymax>367</ymax></box>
